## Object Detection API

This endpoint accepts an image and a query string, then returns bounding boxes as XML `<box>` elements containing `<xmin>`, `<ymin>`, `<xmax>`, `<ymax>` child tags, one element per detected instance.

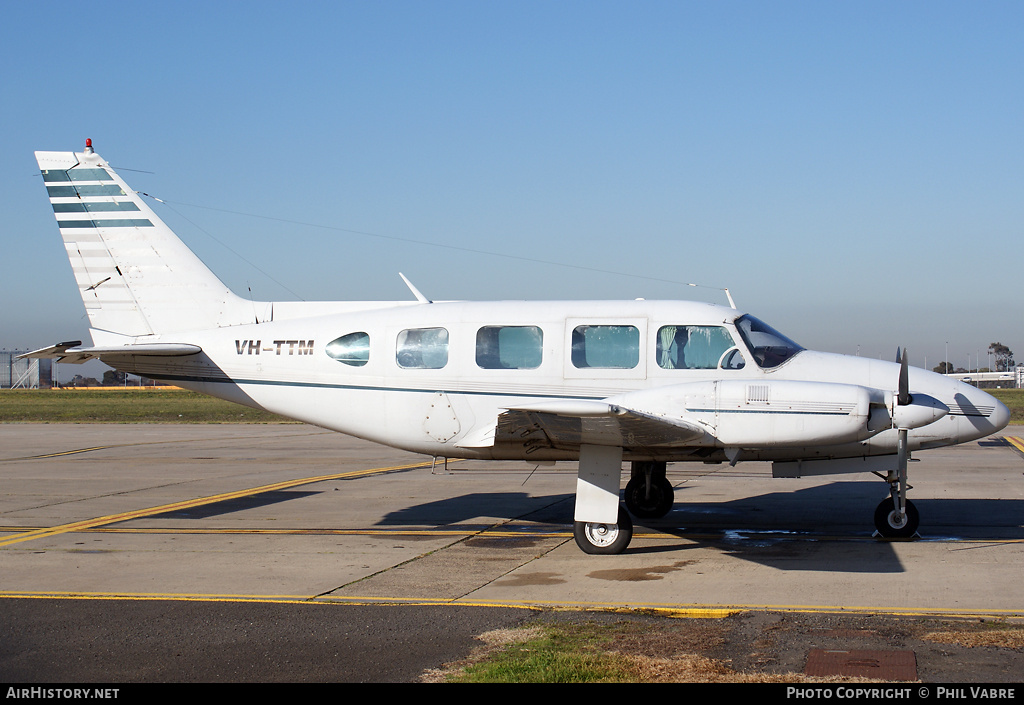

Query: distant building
<box><xmin>948</xmin><ymin>369</ymin><xmax>1022</xmax><ymax>389</ymax></box>
<box><xmin>0</xmin><ymin>351</ymin><xmax>52</xmax><ymax>389</ymax></box>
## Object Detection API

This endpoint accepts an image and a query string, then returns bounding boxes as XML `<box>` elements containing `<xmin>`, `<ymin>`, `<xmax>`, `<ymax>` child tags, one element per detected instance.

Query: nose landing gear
<box><xmin>874</xmin><ymin>496</ymin><xmax>919</xmax><ymax>538</ymax></box>
<box><xmin>873</xmin><ymin>427</ymin><xmax>920</xmax><ymax>538</ymax></box>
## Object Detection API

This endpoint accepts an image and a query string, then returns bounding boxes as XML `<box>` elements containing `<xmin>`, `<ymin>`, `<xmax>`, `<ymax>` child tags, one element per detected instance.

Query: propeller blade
<box><xmin>897</xmin><ymin>347</ymin><xmax>910</xmax><ymax>406</ymax></box>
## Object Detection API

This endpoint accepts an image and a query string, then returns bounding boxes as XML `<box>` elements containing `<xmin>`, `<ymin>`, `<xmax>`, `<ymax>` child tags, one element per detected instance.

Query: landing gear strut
<box><xmin>624</xmin><ymin>461</ymin><xmax>674</xmax><ymax>519</ymax></box>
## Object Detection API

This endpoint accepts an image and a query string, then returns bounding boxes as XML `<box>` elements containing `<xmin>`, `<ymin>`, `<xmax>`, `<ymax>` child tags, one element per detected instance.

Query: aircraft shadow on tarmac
<box><xmin>375</xmin><ymin>491</ymin><xmax>577</xmax><ymax>530</ymax></box>
<box><xmin>137</xmin><ymin>479</ymin><xmax>1022</xmax><ymax>575</ymax></box>
<box><xmin>374</xmin><ymin>482</ymin><xmax>1024</xmax><ymax>574</ymax></box>
<box><xmin>149</xmin><ymin>490</ymin><xmax>320</xmax><ymax>519</ymax></box>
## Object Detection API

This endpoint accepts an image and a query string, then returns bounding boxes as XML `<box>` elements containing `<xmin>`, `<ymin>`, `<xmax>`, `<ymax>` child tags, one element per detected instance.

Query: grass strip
<box><xmin>0</xmin><ymin>388</ymin><xmax>291</xmax><ymax>424</ymax></box>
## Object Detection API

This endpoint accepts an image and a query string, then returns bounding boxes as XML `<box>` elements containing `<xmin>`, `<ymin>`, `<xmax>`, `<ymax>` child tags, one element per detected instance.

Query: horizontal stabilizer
<box><xmin>18</xmin><ymin>341</ymin><xmax>202</xmax><ymax>364</ymax></box>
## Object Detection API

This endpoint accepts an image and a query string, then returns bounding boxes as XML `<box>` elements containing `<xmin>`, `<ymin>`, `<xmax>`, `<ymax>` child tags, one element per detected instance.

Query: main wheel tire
<box><xmin>624</xmin><ymin>476</ymin><xmax>675</xmax><ymax>519</ymax></box>
<box><xmin>573</xmin><ymin>507</ymin><xmax>633</xmax><ymax>555</ymax></box>
<box><xmin>873</xmin><ymin>497</ymin><xmax>919</xmax><ymax>538</ymax></box>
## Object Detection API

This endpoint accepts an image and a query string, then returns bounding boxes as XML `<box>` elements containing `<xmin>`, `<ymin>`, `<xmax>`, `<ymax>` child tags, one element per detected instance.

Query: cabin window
<box><xmin>571</xmin><ymin>325</ymin><xmax>639</xmax><ymax>369</ymax></box>
<box><xmin>396</xmin><ymin>327</ymin><xmax>449</xmax><ymax>369</ymax></box>
<box><xmin>325</xmin><ymin>332</ymin><xmax>370</xmax><ymax>366</ymax></box>
<box><xmin>476</xmin><ymin>326</ymin><xmax>543</xmax><ymax>369</ymax></box>
<box><xmin>656</xmin><ymin>325</ymin><xmax>736</xmax><ymax>369</ymax></box>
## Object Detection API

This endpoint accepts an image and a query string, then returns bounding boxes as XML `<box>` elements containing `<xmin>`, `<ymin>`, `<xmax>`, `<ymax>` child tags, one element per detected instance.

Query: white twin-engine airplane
<box><xmin>24</xmin><ymin>141</ymin><xmax>1010</xmax><ymax>554</ymax></box>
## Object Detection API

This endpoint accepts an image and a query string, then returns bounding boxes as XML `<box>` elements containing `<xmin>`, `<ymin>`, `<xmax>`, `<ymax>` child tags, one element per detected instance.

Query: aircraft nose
<box><xmin>991</xmin><ymin>396</ymin><xmax>1011</xmax><ymax>432</ymax></box>
<box><xmin>954</xmin><ymin>384</ymin><xmax>1011</xmax><ymax>440</ymax></box>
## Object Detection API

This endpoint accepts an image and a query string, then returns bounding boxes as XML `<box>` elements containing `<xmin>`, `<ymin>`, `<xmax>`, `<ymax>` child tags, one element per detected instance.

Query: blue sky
<box><xmin>2</xmin><ymin>1</ymin><xmax>1021</xmax><ymax>377</ymax></box>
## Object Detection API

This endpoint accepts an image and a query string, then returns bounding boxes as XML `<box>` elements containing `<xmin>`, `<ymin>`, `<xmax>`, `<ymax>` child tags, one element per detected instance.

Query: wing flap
<box><xmin>485</xmin><ymin>401</ymin><xmax>707</xmax><ymax>452</ymax></box>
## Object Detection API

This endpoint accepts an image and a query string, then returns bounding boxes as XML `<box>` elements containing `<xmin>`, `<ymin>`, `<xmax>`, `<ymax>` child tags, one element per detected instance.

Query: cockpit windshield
<box><xmin>734</xmin><ymin>314</ymin><xmax>804</xmax><ymax>369</ymax></box>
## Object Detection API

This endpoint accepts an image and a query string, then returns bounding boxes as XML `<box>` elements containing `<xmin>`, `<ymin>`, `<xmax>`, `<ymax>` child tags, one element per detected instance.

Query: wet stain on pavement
<box><xmin>587</xmin><ymin>561</ymin><xmax>696</xmax><ymax>582</ymax></box>
<box><xmin>494</xmin><ymin>571</ymin><xmax>568</xmax><ymax>586</ymax></box>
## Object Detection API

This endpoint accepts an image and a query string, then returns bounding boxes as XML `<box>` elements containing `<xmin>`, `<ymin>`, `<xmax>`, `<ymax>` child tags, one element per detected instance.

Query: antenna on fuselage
<box><xmin>686</xmin><ymin>282</ymin><xmax>735</xmax><ymax>308</ymax></box>
<box><xmin>399</xmin><ymin>273</ymin><xmax>431</xmax><ymax>304</ymax></box>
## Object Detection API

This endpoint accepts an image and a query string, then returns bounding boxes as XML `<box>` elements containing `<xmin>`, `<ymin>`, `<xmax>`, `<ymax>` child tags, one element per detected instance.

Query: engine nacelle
<box><xmin>614</xmin><ymin>379</ymin><xmax>877</xmax><ymax>447</ymax></box>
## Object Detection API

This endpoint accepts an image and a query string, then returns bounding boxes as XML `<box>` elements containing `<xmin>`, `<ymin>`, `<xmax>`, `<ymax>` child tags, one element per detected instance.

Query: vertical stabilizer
<box><xmin>36</xmin><ymin>142</ymin><xmax>254</xmax><ymax>338</ymax></box>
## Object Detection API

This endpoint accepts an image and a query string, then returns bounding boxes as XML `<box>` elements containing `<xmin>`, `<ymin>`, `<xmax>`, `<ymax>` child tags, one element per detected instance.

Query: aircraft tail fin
<box><xmin>35</xmin><ymin>141</ymin><xmax>256</xmax><ymax>339</ymax></box>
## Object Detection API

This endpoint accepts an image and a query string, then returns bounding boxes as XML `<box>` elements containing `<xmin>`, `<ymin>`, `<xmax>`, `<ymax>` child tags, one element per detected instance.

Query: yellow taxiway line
<box><xmin>0</xmin><ymin>459</ymin><xmax>432</xmax><ymax>548</ymax></box>
<box><xmin>3</xmin><ymin>523</ymin><xmax>1022</xmax><ymax>546</ymax></box>
<box><xmin>1004</xmin><ymin>436</ymin><xmax>1024</xmax><ymax>456</ymax></box>
<box><xmin>1</xmin><ymin>590</ymin><xmax>1021</xmax><ymax>622</ymax></box>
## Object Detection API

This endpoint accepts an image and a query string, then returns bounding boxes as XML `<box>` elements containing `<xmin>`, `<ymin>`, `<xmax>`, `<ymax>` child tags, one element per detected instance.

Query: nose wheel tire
<box><xmin>574</xmin><ymin>507</ymin><xmax>633</xmax><ymax>554</ymax></box>
<box><xmin>874</xmin><ymin>497</ymin><xmax>919</xmax><ymax>538</ymax></box>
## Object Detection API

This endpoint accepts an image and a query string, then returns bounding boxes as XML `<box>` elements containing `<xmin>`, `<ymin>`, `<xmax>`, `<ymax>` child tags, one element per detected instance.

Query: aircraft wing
<box><xmin>478</xmin><ymin>399</ymin><xmax>707</xmax><ymax>452</ymax></box>
<box><xmin>18</xmin><ymin>341</ymin><xmax>202</xmax><ymax>364</ymax></box>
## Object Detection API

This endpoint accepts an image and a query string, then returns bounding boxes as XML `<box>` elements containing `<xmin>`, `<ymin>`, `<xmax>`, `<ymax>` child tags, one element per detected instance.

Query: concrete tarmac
<box><xmin>1</xmin><ymin>423</ymin><xmax>1023</xmax><ymax>681</ymax></box>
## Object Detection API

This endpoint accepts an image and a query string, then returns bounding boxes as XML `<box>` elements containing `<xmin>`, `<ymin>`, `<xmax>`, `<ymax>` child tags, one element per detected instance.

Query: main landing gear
<box><xmin>623</xmin><ymin>461</ymin><xmax>674</xmax><ymax>519</ymax></box>
<box><xmin>573</xmin><ymin>461</ymin><xmax>673</xmax><ymax>555</ymax></box>
<box><xmin>573</xmin><ymin>507</ymin><xmax>634</xmax><ymax>555</ymax></box>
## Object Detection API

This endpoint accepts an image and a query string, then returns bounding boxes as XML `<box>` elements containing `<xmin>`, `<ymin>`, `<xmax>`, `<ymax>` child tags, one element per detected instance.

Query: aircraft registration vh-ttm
<box><xmin>23</xmin><ymin>141</ymin><xmax>1011</xmax><ymax>554</ymax></box>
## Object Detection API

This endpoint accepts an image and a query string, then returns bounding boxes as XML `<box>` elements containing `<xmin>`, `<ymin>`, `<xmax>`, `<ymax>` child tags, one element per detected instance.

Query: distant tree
<box><xmin>102</xmin><ymin>369</ymin><xmax>127</xmax><ymax>386</ymax></box>
<box><xmin>70</xmin><ymin>374</ymin><xmax>100</xmax><ymax>387</ymax></box>
<box><xmin>988</xmin><ymin>342</ymin><xmax>1015</xmax><ymax>372</ymax></box>
<box><xmin>933</xmin><ymin>361</ymin><xmax>954</xmax><ymax>374</ymax></box>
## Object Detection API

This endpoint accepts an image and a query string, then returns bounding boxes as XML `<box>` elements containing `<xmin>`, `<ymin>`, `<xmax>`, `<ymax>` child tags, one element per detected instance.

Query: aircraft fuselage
<box><xmin>104</xmin><ymin>298</ymin><xmax>1008</xmax><ymax>464</ymax></box>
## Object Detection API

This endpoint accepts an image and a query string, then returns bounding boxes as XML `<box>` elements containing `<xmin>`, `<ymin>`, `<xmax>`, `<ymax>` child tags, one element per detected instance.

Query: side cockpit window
<box><xmin>656</xmin><ymin>325</ymin><xmax>737</xmax><ymax>369</ymax></box>
<box><xmin>326</xmin><ymin>332</ymin><xmax>370</xmax><ymax>366</ymax></box>
<box><xmin>396</xmin><ymin>327</ymin><xmax>449</xmax><ymax>369</ymax></box>
<box><xmin>734</xmin><ymin>315</ymin><xmax>803</xmax><ymax>369</ymax></box>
